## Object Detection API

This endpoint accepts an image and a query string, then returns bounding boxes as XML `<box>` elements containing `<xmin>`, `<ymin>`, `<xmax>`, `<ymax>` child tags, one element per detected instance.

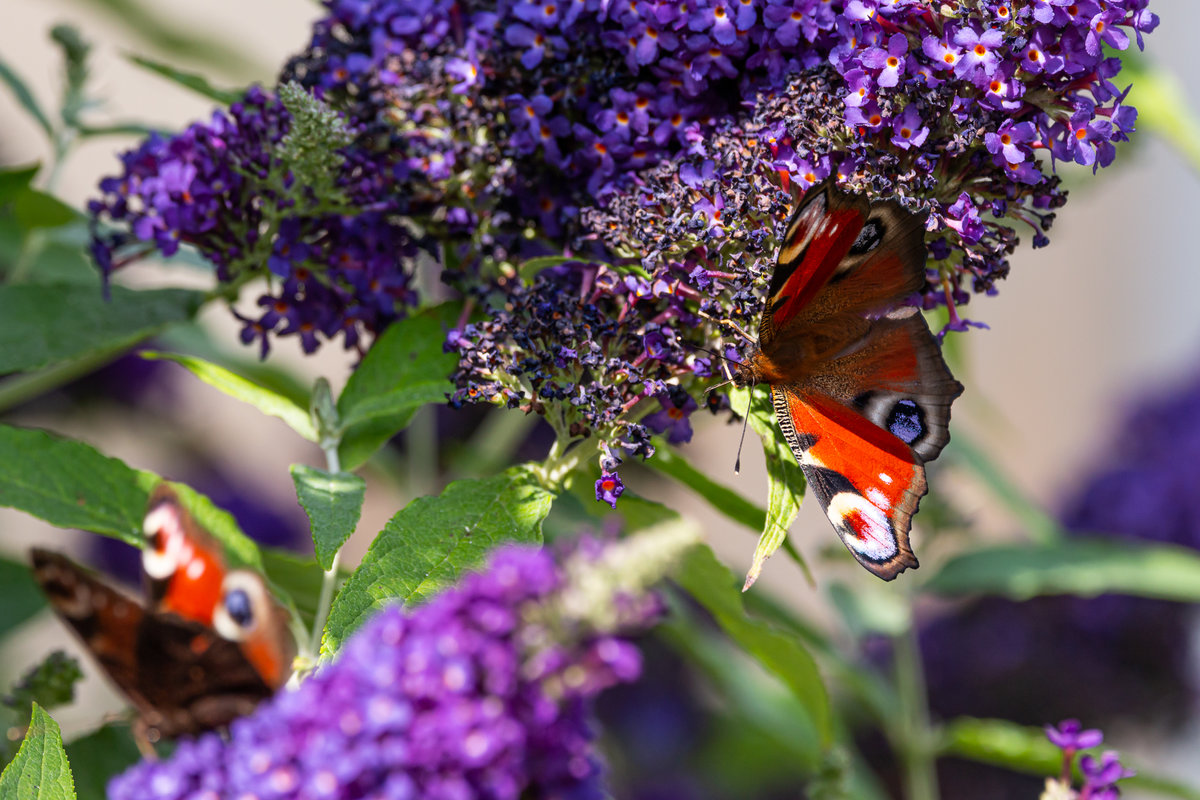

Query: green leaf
<box><xmin>62</xmin><ymin>724</ymin><xmax>141</xmax><ymax>800</ymax></box>
<box><xmin>141</xmin><ymin>352</ymin><xmax>316</xmax><ymax>441</ymax></box>
<box><xmin>0</xmin><ymin>164</ymin><xmax>40</xmax><ymax>200</ymax></box>
<box><xmin>940</xmin><ymin>717</ymin><xmax>1200</xmax><ymax>800</ymax></box>
<box><xmin>125</xmin><ymin>54</ymin><xmax>241</xmax><ymax>104</ymax></box>
<box><xmin>323</xmin><ymin>466</ymin><xmax>554</xmax><ymax>653</ymax></box>
<box><xmin>827</xmin><ymin>580</ymin><xmax>910</xmax><ymax>638</ymax></box>
<box><xmin>12</xmin><ymin>190</ymin><xmax>80</xmax><ymax>231</ymax></box>
<box><xmin>646</xmin><ymin>443</ymin><xmax>766</xmax><ymax>531</ymax></box>
<box><xmin>0</xmin><ymin>704</ymin><xmax>75</xmax><ymax>800</ymax></box>
<box><xmin>290</xmin><ymin>465</ymin><xmax>366</xmax><ymax>570</ymax></box>
<box><xmin>0</xmin><ymin>62</ymin><xmax>53</xmax><ymax>138</ymax></box>
<box><xmin>730</xmin><ymin>386</ymin><xmax>807</xmax><ymax>589</ymax></box>
<box><xmin>0</xmin><ymin>284</ymin><xmax>203</xmax><ymax>374</ymax></box>
<box><xmin>517</xmin><ymin>255</ymin><xmax>579</xmax><ymax>282</ymax></box>
<box><xmin>0</xmin><ymin>555</ymin><xmax>48</xmax><ymax>637</ymax></box>
<box><xmin>337</xmin><ymin>305</ymin><xmax>460</xmax><ymax>470</ymax></box>
<box><xmin>0</xmin><ymin>425</ymin><xmax>260</xmax><ymax>566</ymax></box>
<box><xmin>923</xmin><ymin>538</ymin><xmax>1200</xmax><ymax>602</ymax></box>
<box><xmin>675</xmin><ymin>544</ymin><xmax>831</xmax><ymax>746</ymax></box>
<box><xmin>0</xmin><ymin>425</ymin><xmax>148</xmax><ymax>545</ymax></box>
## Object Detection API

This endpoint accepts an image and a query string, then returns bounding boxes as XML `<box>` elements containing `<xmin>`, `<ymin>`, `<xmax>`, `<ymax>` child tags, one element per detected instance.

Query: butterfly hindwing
<box><xmin>772</xmin><ymin>387</ymin><xmax>922</xmax><ymax>579</ymax></box>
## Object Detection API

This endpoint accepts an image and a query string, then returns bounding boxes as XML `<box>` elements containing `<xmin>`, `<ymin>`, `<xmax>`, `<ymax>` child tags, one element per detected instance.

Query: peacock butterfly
<box><xmin>30</xmin><ymin>484</ymin><xmax>295</xmax><ymax>742</ymax></box>
<box><xmin>732</xmin><ymin>180</ymin><xmax>964</xmax><ymax>580</ymax></box>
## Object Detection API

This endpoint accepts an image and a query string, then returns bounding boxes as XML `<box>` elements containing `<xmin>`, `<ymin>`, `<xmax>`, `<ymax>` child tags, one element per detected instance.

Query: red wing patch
<box><xmin>768</xmin><ymin>203</ymin><xmax>866</xmax><ymax>330</ymax></box>
<box><xmin>773</xmin><ymin>387</ymin><xmax>924</xmax><ymax>579</ymax></box>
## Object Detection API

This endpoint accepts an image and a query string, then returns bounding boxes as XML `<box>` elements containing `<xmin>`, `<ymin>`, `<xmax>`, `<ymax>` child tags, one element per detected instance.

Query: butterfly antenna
<box><xmin>733</xmin><ymin>393</ymin><xmax>751</xmax><ymax>474</ymax></box>
<box><xmin>705</xmin><ymin>376</ymin><xmax>735</xmax><ymax>395</ymax></box>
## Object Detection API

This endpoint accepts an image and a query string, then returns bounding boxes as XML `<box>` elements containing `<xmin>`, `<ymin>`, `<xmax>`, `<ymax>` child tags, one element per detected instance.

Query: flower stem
<box><xmin>893</xmin><ymin>623</ymin><xmax>938</xmax><ymax>800</ymax></box>
<box><xmin>307</xmin><ymin>436</ymin><xmax>343</xmax><ymax>660</ymax></box>
<box><xmin>0</xmin><ymin>344</ymin><xmax>127</xmax><ymax>414</ymax></box>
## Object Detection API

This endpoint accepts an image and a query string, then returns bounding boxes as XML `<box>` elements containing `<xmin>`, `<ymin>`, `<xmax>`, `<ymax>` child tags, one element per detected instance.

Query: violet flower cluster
<box><xmin>1042</xmin><ymin>720</ymin><xmax>1134</xmax><ymax>800</ymax></box>
<box><xmin>89</xmin><ymin>0</ymin><xmax>1158</xmax><ymax>503</ymax></box>
<box><xmin>89</xmin><ymin>85</ymin><xmax>424</xmax><ymax>356</ymax></box>
<box><xmin>107</xmin><ymin>543</ymin><xmax>659</xmax><ymax>800</ymax></box>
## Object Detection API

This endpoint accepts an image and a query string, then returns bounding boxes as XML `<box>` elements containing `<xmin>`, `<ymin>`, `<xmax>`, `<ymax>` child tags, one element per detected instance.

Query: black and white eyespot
<box><xmin>848</xmin><ymin>219</ymin><xmax>885</xmax><ymax>255</ymax></box>
<box><xmin>212</xmin><ymin>570</ymin><xmax>271</xmax><ymax>641</ymax></box>
<box><xmin>142</xmin><ymin>504</ymin><xmax>187</xmax><ymax>580</ymax></box>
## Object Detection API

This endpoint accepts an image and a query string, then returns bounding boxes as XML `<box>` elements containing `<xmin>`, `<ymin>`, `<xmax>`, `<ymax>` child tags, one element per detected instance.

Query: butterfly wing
<box><xmin>31</xmin><ymin>549</ymin><xmax>149</xmax><ymax>709</ymax></box>
<box><xmin>143</xmin><ymin>484</ymin><xmax>295</xmax><ymax>689</ymax></box>
<box><xmin>31</xmin><ymin>548</ymin><xmax>276</xmax><ymax>738</ymax></box>
<box><xmin>771</xmin><ymin>311</ymin><xmax>962</xmax><ymax>579</ymax></box>
<box><xmin>142</xmin><ymin>484</ymin><xmax>228</xmax><ymax>626</ymax></box>
<box><xmin>134</xmin><ymin>609</ymin><xmax>276</xmax><ymax>737</ymax></box>
<box><xmin>750</xmin><ymin>180</ymin><xmax>961</xmax><ymax>580</ymax></box>
<box><xmin>761</xmin><ymin>182</ymin><xmax>927</xmax><ymax>347</ymax></box>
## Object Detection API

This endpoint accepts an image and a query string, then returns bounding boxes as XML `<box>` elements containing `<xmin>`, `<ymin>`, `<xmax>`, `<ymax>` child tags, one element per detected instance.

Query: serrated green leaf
<box><xmin>923</xmin><ymin>538</ymin><xmax>1200</xmax><ymax>602</ymax></box>
<box><xmin>0</xmin><ymin>62</ymin><xmax>53</xmax><ymax>138</ymax></box>
<box><xmin>730</xmin><ymin>386</ymin><xmax>807</xmax><ymax>589</ymax></box>
<box><xmin>125</xmin><ymin>54</ymin><xmax>241</xmax><ymax>104</ymax></box>
<box><xmin>0</xmin><ymin>555</ymin><xmax>47</xmax><ymax>637</ymax></box>
<box><xmin>0</xmin><ymin>284</ymin><xmax>203</xmax><ymax>374</ymax></box>
<box><xmin>646</xmin><ymin>442</ymin><xmax>766</xmax><ymax>531</ymax></box>
<box><xmin>62</xmin><ymin>724</ymin><xmax>141</xmax><ymax>800</ymax></box>
<box><xmin>675</xmin><ymin>545</ymin><xmax>831</xmax><ymax>745</ymax></box>
<box><xmin>0</xmin><ymin>704</ymin><xmax>75</xmax><ymax>800</ymax></box>
<box><xmin>337</xmin><ymin>304</ymin><xmax>460</xmax><ymax>469</ymax></box>
<box><xmin>940</xmin><ymin>717</ymin><xmax>1200</xmax><ymax>800</ymax></box>
<box><xmin>142</xmin><ymin>352</ymin><xmax>316</xmax><ymax>441</ymax></box>
<box><xmin>290</xmin><ymin>465</ymin><xmax>365</xmax><ymax>570</ymax></box>
<box><xmin>323</xmin><ymin>466</ymin><xmax>554</xmax><ymax>653</ymax></box>
<box><xmin>0</xmin><ymin>425</ymin><xmax>260</xmax><ymax>567</ymax></box>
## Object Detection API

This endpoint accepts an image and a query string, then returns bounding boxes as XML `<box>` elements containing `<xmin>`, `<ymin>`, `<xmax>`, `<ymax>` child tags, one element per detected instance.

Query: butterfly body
<box><xmin>733</xmin><ymin>181</ymin><xmax>963</xmax><ymax>580</ymax></box>
<box><xmin>31</xmin><ymin>485</ymin><xmax>294</xmax><ymax>740</ymax></box>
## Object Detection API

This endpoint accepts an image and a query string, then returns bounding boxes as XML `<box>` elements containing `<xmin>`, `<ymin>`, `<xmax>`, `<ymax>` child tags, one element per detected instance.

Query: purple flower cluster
<box><xmin>1045</xmin><ymin>720</ymin><xmax>1134</xmax><ymax>800</ymax></box>
<box><xmin>89</xmin><ymin>0</ymin><xmax>1158</xmax><ymax>500</ymax></box>
<box><xmin>89</xmin><ymin>87</ymin><xmax>423</xmax><ymax>356</ymax></box>
<box><xmin>108</xmin><ymin>544</ymin><xmax>651</xmax><ymax>800</ymax></box>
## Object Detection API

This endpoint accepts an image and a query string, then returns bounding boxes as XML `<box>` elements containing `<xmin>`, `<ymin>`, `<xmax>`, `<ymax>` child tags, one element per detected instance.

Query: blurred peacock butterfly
<box><xmin>31</xmin><ymin>484</ymin><xmax>295</xmax><ymax>741</ymax></box>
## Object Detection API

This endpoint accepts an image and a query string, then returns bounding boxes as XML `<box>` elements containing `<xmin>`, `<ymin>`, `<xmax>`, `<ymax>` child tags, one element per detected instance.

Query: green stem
<box><xmin>306</xmin><ymin>434</ymin><xmax>343</xmax><ymax>659</ymax></box>
<box><xmin>0</xmin><ymin>344</ymin><xmax>128</xmax><ymax>414</ymax></box>
<box><xmin>893</xmin><ymin>624</ymin><xmax>938</xmax><ymax>800</ymax></box>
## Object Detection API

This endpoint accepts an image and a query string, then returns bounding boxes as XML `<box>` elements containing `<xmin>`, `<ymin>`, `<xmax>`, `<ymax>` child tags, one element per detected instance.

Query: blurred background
<box><xmin>1</xmin><ymin>1</ymin><xmax>1199</xmax><ymax>797</ymax></box>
